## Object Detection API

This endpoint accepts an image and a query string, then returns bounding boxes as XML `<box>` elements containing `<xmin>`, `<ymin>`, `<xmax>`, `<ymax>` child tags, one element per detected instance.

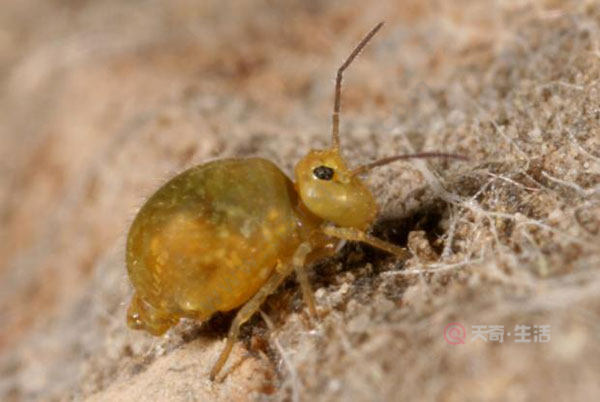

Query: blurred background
<box><xmin>1</xmin><ymin>1</ymin><xmax>600</xmax><ymax>401</ymax></box>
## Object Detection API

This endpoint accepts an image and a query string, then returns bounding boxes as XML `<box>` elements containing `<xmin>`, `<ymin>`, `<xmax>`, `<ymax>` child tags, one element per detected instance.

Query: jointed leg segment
<box><xmin>209</xmin><ymin>242</ymin><xmax>313</xmax><ymax>381</ymax></box>
<box><xmin>209</xmin><ymin>269</ymin><xmax>286</xmax><ymax>380</ymax></box>
<box><xmin>209</xmin><ymin>226</ymin><xmax>408</xmax><ymax>380</ymax></box>
<box><xmin>321</xmin><ymin>225</ymin><xmax>411</xmax><ymax>260</ymax></box>
<box><xmin>291</xmin><ymin>242</ymin><xmax>317</xmax><ymax>317</ymax></box>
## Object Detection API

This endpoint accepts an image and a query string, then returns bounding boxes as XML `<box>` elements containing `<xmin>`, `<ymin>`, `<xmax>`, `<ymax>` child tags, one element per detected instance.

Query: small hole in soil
<box><xmin>338</xmin><ymin>198</ymin><xmax>450</xmax><ymax>271</ymax></box>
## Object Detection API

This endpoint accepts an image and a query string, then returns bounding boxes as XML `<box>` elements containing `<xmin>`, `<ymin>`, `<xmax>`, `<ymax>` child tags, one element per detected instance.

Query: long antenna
<box><xmin>331</xmin><ymin>22</ymin><xmax>384</xmax><ymax>150</ymax></box>
<box><xmin>350</xmin><ymin>152</ymin><xmax>468</xmax><ymax>176</ymax></box>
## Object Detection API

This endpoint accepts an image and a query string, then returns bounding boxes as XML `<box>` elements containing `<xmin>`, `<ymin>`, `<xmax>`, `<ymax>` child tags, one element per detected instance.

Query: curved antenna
<box><xmin>331</xmin><ymin>22</ymin><xmax>384</xmax><ymax>150</ymax></box>
<box><xmin>351</xmin><ymin>152</ymin><xmax>468</xmax><ymax>176</ymax></box>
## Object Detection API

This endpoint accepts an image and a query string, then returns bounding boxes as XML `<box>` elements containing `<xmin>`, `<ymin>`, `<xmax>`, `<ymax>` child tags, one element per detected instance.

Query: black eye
<box><xmin>313</xmin><ymin>165</ymin><xmax>334</xmax><ymax>180</ymax></box>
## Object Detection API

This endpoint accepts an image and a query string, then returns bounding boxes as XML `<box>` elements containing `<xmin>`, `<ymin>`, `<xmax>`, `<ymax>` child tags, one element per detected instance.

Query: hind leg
<box><xmin>209</xmin><ymin>241</ymin><xmax>312</xmax><ymax>381</ymax></box>
<box><xmin>209</xmin><ymin>269</ymin><xmax>287</xmax><ymax>381</ymax></box>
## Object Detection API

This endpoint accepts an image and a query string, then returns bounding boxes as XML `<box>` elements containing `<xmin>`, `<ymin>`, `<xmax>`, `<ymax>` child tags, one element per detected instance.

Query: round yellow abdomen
<box><xmin>126</xmin><ymin>158</ymin><xmax>301</xmax><ymax>333</ymax></box>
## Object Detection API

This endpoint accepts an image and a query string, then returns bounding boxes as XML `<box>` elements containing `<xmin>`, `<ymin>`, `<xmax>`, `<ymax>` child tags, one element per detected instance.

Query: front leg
<box><xmin>321</xmin><ymin>225</ymin><xmax>411</xmax><ymax>260</ymax></box>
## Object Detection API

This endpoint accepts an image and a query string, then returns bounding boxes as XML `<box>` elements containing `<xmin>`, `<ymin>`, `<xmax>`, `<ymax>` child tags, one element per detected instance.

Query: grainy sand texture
<box><xmin>1</xmin><ymin>1</ymin><xmax>599</xmax><ymax>401</ymax></box>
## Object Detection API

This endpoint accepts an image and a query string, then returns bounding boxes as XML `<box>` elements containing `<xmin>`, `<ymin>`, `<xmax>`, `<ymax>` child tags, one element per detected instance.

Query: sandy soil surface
<box><xmin>1</xmin><ymin>1</ymin><xmax>599</xmax><ymax>401</ymax></box>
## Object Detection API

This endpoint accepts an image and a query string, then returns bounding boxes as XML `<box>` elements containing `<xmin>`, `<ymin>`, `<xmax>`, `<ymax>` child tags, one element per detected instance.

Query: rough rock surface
<box><xmin>1</xmin><ymin>1</ymin><xmax>599</xmax><ymax>401</ymax></box>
